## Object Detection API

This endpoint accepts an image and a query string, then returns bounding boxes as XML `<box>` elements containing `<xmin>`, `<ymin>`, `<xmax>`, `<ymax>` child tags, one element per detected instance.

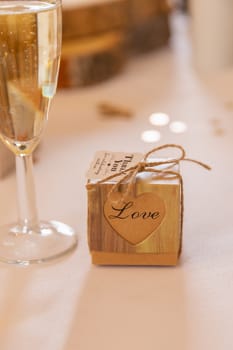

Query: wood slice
<box><xmin>58</xmin><ymin>31</ymin><xmax>126</xmax><ymax>88</ymax></box>
<box><xmin>129</xmin><ymin>0</ymin><xmax>169</xmax><ymax>25</ymax></box>
<box><xmin>128</xmin><ymin>13</ymin><xmax>170</xmax><ymax>53</ymax></box>
<box><xmin>127</xmin><ymin>0</ymin><xmax>170</xmax><ymax>53</ymax></box>
<box><xmin>60</xmin><ymin>0</ymin><xmax>170</xmax><ymax>87</ymax></box>
<box><xmin>62</xmin><ymin>0</ymin><xmax>129</xmax><ymax>40</ymax></box>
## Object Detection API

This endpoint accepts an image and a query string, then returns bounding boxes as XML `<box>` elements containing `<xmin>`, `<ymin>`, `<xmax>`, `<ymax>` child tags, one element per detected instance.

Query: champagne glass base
<box><xmin>0</xmin><ymin>221</ymin><xmax>78</xmax><ymax>265</ymax></box>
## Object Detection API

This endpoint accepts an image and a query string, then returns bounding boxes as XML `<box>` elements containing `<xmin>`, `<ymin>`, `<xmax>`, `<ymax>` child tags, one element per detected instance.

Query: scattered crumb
<box><xmin>224</xmin><ymin>100</ymin><xmax>233</xmax><ymax>110</ymax></box>
<box><xmin>214</xmin><ymin>127</ymin><xmax>225</xmax><ymax>136</ymax></box>
<box><xmin>210</xmin><ymin>118</ymin><xmax>221</xmax><ymax>126</ymax></box>
<box><xmin>209</xmin><ymin>118</ymin><xmax>226</xmax><ymax>136</ymax></box>
<box><xmin>97</xmin><ymin>102</ymin><xmax>133</xmax><ymax>118</ymax></box>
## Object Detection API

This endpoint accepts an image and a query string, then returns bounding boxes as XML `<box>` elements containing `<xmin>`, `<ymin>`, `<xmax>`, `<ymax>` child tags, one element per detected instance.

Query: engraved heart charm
<box><xmin>104</xmin><ymin>192</ymin><xmax>166</xmax><ymax>245</ymax></box>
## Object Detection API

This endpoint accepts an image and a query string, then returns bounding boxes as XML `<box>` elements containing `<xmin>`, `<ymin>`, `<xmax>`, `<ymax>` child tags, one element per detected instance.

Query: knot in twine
<box><xmin>98</xmin><ymin>144</ymin><xmax>211</xmax><ymax>199</ymax></box>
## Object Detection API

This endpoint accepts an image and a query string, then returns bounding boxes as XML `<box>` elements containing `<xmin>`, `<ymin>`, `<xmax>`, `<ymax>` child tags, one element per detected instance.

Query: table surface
<box><xmin>0</xmin><ymin>13</ymin><xmax>233</xmax><ymax>350</ymax></box>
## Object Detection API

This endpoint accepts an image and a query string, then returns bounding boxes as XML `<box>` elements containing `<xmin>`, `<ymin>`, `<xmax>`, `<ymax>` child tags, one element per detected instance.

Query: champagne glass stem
<box><xmin>16</xmin><ymin>154</ymin><xmax>38</xmax><ymax>231</ymax></box>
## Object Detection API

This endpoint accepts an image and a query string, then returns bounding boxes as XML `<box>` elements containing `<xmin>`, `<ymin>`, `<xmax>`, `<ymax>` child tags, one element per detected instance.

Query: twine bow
<box><xmin>97</xmin><ymin>144</ymin><xmax>211</xmax><ymax>252</ymax></box>
<box><xmin>98</xmin><ymin>144</ymin><xmax>211</xmax><ymax>195</ymax></box>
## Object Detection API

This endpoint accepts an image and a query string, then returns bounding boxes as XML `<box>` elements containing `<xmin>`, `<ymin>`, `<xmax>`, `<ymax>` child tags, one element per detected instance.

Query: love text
<box><xmin>108</xmin><ymin>201</ymin><xmax>160</xmax><ymax>220</ymax></box>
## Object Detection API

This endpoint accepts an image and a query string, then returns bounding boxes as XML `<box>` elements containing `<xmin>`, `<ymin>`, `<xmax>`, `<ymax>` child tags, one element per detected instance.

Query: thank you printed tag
<box><xmin>86</xmin><ymin>151</ymin><xmax>143</xmax><ymax>180</ymax></box>
<box><xmin>104</xmin><ymin>192</ymin><xmax>166</xmax><ymax>245</ymax></box>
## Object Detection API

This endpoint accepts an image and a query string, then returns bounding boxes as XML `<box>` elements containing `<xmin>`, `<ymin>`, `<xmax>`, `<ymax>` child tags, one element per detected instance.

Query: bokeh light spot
<box><xmin>149</xmin><ymin>112</ymin><xmax>170</xmax><ymax>126</ymax></box>
<box><xmin>141</xmin><ymin>130</ymin><xmax>161</xmax><ymax>143</ymax></box>
<box><xmin>169</xmin><ymin>121</ymin><xmax>187</xmax><ymax>133</ymax></box>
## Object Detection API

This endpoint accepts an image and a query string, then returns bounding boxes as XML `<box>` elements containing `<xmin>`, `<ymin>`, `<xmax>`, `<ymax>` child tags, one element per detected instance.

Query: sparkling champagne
<box><xmin>0</xmin><ymin>1</ymin><xmax>61</xmax><ymax>155</ymax></box>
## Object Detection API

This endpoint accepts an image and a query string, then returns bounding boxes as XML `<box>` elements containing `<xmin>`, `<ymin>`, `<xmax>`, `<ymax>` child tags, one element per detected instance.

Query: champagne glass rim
<box><xmin>0</xmin><ymin>0</ymin><xmax>62</xmax><ymax>5</ymax></box>
<box><xmin>0</xmin><ymin>0</ymin><xmax>62</xmax><ymax>13</ymax></box>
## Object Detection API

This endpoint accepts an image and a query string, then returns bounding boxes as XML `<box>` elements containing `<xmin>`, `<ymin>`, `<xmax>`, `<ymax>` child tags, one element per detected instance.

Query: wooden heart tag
<box><xmin>104</xmin><ymin>192</ymin><xmax>166</xmax><ymax>245</ymax></box>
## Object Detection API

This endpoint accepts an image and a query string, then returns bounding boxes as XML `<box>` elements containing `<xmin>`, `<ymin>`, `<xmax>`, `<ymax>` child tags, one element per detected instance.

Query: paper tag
<box><xmin>86</xmin><ymin>151</ymin><xmax>143</xmax><ymax>180</ymax></box>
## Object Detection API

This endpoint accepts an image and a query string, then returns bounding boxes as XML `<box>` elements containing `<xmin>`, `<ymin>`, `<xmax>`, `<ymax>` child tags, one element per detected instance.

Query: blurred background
<box><xmin>59</xmin><ymin>0</ymin><xmax>233</xmax><ymax>88</ymax></box>
<box><xmin>2</xmin><ymin>0</ymin><xmax>233</xmax><ymax>177</ymax></box>
<box><xmin>59</xmin><ymin>0</ymin><xmax>172</xmax><ymax>88</ymax></box>
<box><xmin>59</xmin><ymin>0</ymin><xmax>173</xmax><ymax>89</ymax></box>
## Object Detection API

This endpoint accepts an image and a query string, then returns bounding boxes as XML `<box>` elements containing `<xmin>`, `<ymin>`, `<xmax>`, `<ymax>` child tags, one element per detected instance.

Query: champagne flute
<box><xmin>0</xmin><ymin>0</ymin><xmax>77</xmax><ymax>264</ymax></box>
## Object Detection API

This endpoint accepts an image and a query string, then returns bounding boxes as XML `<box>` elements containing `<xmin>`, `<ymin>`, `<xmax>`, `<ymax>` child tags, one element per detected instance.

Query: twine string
<box><xmin>98</xmin><ymin>144</ymin><xmax>211</xmax><ymax>198</ymax></box>
<box><xmin>96</xmin><ymin>144</ymin><xmax>211</xmax><ymax>251</ymax></box>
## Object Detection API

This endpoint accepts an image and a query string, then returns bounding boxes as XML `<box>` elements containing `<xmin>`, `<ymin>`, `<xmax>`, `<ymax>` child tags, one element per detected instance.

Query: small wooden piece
<box><xmin>87</xmin><ymin>166</ymin><xmax>181</xmax><ymax>266</ymax></box>
<box><xmin>97</xmin><ymin>101</ymin><xmax>133</xmax><ymax>118</ymax></box>
<box><xmin>58</xmin><ymin>31</ymin><xmax>126</xmax><ymax>88</ymax></box>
